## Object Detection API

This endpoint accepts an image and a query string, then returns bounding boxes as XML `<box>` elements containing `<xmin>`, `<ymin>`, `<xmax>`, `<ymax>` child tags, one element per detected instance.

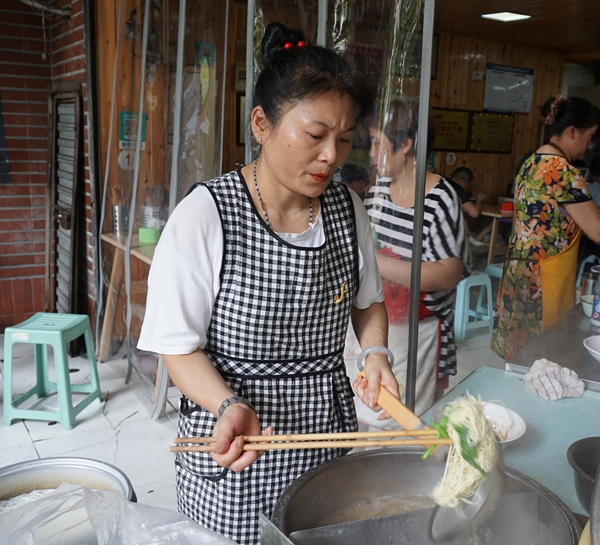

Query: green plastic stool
<box><xmin>3</xmin><ymin>313</ymin><xmax>102</xmax><ymax>430</ymax></box>
<box><xmin>454</xmin><ymin>271</ymin><xmax>493</xmax><ymax>342</ymax></box>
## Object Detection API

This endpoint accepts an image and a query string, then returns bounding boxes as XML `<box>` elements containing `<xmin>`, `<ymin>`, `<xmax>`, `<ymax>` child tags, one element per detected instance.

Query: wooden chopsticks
<box><xmin>170</xmin><ymin>429</ymin><xmax>453</xmax><ymax>453</ymax></box>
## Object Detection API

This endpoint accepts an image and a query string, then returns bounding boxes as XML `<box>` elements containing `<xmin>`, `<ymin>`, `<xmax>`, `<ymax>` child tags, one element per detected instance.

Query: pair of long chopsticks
<box><xmin>170</xmin><ymin>429</ymin><xmax>453</xmax><ymax>452</ymax></box>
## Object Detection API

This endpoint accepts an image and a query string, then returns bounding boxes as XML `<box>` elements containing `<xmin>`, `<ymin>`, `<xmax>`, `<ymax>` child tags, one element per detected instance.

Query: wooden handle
<box><xmin>356</xmin><ymin>371</ymin><xmax>426</xmax><ymax>430</ymax></box>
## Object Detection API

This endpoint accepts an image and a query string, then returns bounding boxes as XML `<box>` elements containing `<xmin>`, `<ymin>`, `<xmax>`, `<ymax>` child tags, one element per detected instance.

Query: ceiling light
<box><xmin>481</xmin><ymin>12</ymin><xmax>531</xmax><ymax>22</ymax></box>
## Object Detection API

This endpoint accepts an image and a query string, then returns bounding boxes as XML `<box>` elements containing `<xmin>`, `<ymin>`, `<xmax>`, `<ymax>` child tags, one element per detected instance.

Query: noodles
<box><xmin>431</xmin><ymin>393</ymin><xmax>500</xmax><ymax>509</ymax></box>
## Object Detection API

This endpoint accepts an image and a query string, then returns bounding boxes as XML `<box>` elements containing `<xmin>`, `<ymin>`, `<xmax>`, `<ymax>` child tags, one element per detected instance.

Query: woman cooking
<box><xmin>491</xmin><ymin>95</ymin><xmax>600</xmax><ymax>360</ymax></box>
<box><xmin>346</xmin><ymin>96</ymin><xmax>469</xmax><ymax>421</ymax></box>
<box><xmin>138</xmin><ymin>22</ymin><xmax>398</xmax><ymax>545</ymax></box>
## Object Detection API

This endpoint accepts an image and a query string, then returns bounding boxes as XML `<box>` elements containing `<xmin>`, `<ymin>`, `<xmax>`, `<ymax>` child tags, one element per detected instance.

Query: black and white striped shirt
<box><xmin>365</xmin><ymin>176</ymin><xmax>469</xmax><ymax>377</ymax></box>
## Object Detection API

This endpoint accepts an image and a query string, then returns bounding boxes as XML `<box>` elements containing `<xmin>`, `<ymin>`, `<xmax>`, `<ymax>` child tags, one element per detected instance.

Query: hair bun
<box><xmin>261</xmin><ymin>22</ymin><xmax>306</xmax><ymax>66</ymax></box>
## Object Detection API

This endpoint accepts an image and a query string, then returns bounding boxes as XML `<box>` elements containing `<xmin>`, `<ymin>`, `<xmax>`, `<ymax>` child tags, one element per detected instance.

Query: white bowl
<box><xmin>581</xmin><ymin>295</ymin><xmax>594</xmax><ymax>317</ymax></box>
<box><xmin>584</xmin><ymin>336</ymin><xmax>600</xmax><ymax>363</ymax></box>
<box><xmin>431</xmin><ymin>401</ymin><xmax>526</xmax><ymax>444</ymax></box>
<box><xmin>481</xmin><ymin>402</ymin><xmax>526</xmax><ymax>443</ymax></box>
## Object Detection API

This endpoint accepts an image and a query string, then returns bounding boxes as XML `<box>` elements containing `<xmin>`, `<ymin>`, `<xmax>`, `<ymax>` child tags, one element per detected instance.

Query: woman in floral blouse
<box><xmin>492</xmin><ymin>95</ymin><xmax>600</xmax><ymax>360</ymax></box>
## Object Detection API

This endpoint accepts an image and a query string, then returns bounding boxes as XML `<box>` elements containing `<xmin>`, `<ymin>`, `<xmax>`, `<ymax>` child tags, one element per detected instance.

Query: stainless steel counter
<box><xmin>505</xmin><ymin>303</ymin><xmax>600</xmax><ymax>392</ymax></box>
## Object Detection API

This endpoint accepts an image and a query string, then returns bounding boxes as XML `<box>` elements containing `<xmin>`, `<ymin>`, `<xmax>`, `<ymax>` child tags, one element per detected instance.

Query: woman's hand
<box><xmin>353</xmin><ymin>351</ymin><xmax>400</xmax><ymax>414</ymax></box>
<box><xmin>163</xmin><ymin>351</ymin><xmax>274</xmax><ymax>471</ymax></box>
<box><xmin>210</xmin><ymin>404</ymin><xmax>273</xmax><ymax>472</ymax></box>
<box><xmin>350</xmin><ymin>302</ymin><xmax>397</xmax><ymax>416</ymax></box>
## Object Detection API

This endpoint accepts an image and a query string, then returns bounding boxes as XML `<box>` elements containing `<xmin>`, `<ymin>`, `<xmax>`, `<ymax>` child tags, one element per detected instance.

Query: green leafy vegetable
<box><xmin>421</xmin><ymin>415</ymin><xmax>450</xmax><ymax>461</ymax></box>
<box><xmin>452</xmin><ymin>424</ymin><xmax>486</xmax><ymax>476</ymax></box>
<box><xmin>420</xmin><ymin>413</ymin><xmax>486</xmax><ymax>476</ymax></box>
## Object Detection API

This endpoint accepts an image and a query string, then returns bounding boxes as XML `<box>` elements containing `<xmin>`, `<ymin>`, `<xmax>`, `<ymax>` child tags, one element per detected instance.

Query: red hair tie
<box><xmin>283</xmin><ymin>41</ymin><xmax>307</xmax><ymax>51</ymax></box>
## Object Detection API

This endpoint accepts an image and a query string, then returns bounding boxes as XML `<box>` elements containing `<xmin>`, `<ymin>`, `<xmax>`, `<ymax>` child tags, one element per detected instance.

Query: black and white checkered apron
<box><xmin>175</xmin><ymin>171</ymin><xmax>359</xmax><ymax>545</ymax></box>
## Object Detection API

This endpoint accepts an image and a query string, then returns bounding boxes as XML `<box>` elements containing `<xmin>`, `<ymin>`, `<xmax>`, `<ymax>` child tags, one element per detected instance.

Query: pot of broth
<box><xmin>272</xmin><ymin>449</ymin><xmax>581</xmax><ymax>545</ymax></box>
<box><xmin>0</xmin><ymin>457</ymin><xmax>137</xmax><ymax>505</ymax></box>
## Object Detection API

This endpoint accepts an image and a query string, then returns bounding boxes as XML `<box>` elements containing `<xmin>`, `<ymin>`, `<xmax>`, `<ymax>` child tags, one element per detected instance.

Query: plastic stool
<box><xmin>454</xmin><ymin>271</ymin><xmax>493</xmax><ymax>342</ymax></box>
<box><xmin>485</xmin><ymin>262</ymin><xmax>504</xmax><ymax>279</ymax></box>
<box><xmin>3</xmin><ymin>313</ymin><xmax>102</xmax><ymax>430</ymax></box>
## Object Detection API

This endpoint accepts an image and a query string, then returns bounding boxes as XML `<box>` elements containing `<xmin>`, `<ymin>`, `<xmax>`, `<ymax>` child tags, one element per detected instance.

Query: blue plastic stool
<box><xmin>3</xmin><ymin>313</ymin><xmax>102</xmax><ymax>430</ymax></box>
<box><xmin>454</xmin><ymin>271</ymin><xmax>493</xmax><ymax>342</ymax></box>
<box><xmin>484</xmin><ymin>262</ymin><xmax>504</xmax><ymax>279</ymax></box>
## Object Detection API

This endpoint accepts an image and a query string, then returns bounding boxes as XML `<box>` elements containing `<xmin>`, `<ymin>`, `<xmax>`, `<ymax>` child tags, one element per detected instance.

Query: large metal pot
<box><xmin>272</xmin><ymin>449</ymin><xmax>581</xmax><ymax>545</ymax></box>
<box><xmin>567</xmin><ymin>437</ymin><xmax>600</xmax><ymax>515</ymax></box>
<box><xmin>0</xmin><ymin>457</ymin><xmax>137</xmax><ymax>503</ymax></box>
<box><xmin>591</xmin><ymin>463</ymin><xmax>600</xmax><ymax>545</ymax></box>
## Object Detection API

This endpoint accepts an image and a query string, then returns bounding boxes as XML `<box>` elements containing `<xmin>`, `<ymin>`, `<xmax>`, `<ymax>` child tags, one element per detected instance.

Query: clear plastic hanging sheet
<box><xmin>250</xmin><ymin>0</ymin><xmax>431</xmax><ymax>409</ymax></box>
<box><xmin>96</xmin><ymin>0</ymin><xmax>228</xmax><ymax>418</ymax></box>
<box><xmin>249</xmin><ymin>0</ymin><xmax>425</xmax><ymax>181</ymax></box>
<box><xmin>96</xmin><ymin>0</ymin><xmax>431</xmax><ymax>418</ymax></box>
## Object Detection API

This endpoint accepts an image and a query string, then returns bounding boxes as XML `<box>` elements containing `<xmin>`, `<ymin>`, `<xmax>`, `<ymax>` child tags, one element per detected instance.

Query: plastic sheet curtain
<box><xmin>96</xmin><ymin>0</ymin><xmax>433</xmax><ymax>418</ymax></box>
<box><xmin>247</xmin><ymin>0</ymin><xmax>426</xmax><ymax>168</ymax></box>
<box><xmin>96</xmin><ymin>0</ymin><xmax>228</xmax><ymax>418</ymax></box>
<box><xmin>249</xmin><ymin>0</ymin><xmax>432</xmax><ymax>409</ymax></box>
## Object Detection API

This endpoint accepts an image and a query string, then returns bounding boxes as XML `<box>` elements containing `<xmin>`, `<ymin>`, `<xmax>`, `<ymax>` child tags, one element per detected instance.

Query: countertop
<box><xmin>506</xmin><ymin>303</ymin><xmax>600</xmax><ymax>391</ymax></box>
<box><xmin>421</xmin><ymin>366</ymin><xmax>600</xmax><ymax>517</ymax></box>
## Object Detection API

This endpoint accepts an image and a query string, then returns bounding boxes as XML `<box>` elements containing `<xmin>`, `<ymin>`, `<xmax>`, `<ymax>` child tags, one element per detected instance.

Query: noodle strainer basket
<box><xmin>428</xmin><ymin>453</ymin><xmax>507</xmax><ymax>541</ymax></box>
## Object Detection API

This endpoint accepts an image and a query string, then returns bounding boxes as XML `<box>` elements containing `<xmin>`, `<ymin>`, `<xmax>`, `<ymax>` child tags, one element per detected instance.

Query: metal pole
<box><xmin>168</xmin><ymin>0</ymin><xmax>187</xmax><ymax>214</ymax></box>
<box><xmin>123</xmin><ymin>0</ymin><xmax>151</xmax><ymax>384</ymax></box>
<box><xmin>95</xmin><ymin>0</ymin><xmax>123</xmax><ymax>351</ymax></box>
<box><xmin>317</xmin><ymin>0</ymin><xmax>328</xmax><ymax>46</ymax></box>
<box><xmin>218</xmin><ymin>0</ymin><xmax>230</xmax><ymax>176</ymax></box>
<box><xmin>244</xmin><ymin>0</ymin><xmax>256</xmax><ymax>165</ymax></box>
<box><xmin>405</xmin><ymin>0</ymin><xmax>435</xmax><ymax>412</ymax></box>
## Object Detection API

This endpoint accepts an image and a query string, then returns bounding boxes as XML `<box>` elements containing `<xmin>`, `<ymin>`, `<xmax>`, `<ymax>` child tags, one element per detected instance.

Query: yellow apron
<box><xmin>539</xmin><ymin>228</ymin><xmax>581</xmax><ymax>332</ymax></box>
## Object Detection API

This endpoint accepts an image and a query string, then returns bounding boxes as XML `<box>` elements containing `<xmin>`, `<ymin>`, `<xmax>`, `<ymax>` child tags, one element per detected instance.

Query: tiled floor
<box><xmin>0</xmin><ymin>340</ymin><xmax>180</xmax><ymax>510</ymax></box>
<box><xmin>0</xmin><ymin>311</ymin><xmax>504</xmax><ymax>512</ymax></box>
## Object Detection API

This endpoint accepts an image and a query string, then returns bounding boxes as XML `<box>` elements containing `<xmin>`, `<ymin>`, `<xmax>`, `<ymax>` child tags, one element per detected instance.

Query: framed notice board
<box><xmin>469</xmin><ymin>112</ymin><xmax>514</xmax><ymax>153</ymax></box>
<box><xmin>432</xmin><ymin>108</ymin><xmax>470</xmax><ymax>151</ymax></box>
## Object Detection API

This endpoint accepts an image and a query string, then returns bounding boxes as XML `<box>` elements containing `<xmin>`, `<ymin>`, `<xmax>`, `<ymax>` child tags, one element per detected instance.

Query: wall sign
<box><xmin>117</xmin><ymin>150</ymin><xmax>135</xmax><ymax>170</ymax></box>
<box><xmin>470</xmin><ymin>112</ymin><xmax>514</xmax><ymax>153</ymax></box>
<box><xmin>119</xmin><ymin>111</ymin><xmax>147</xmax><ymax>150</ymax></box>
<box><xmin>432</xmin><ymin>108</ymin><xmax>470</xmax><ymax>151</ymax></box>
<box><xmin>484</xmin><ymin>63</ymin><xmax>534</xmax><ymax>114</ymax></box>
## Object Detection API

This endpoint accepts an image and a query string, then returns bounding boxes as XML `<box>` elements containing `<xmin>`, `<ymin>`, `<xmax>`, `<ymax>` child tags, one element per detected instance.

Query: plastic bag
<box><xmin>0</xmin><ymin>483</ymin><xmax>236</xmax><ymax>545</ymax></box>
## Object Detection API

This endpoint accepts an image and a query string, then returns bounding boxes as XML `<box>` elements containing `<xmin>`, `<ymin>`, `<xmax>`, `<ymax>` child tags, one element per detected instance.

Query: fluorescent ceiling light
<box><xmin>481</xmin><ymin>12</ymin><xmax>531</xmax><ymax>22</ymax></box>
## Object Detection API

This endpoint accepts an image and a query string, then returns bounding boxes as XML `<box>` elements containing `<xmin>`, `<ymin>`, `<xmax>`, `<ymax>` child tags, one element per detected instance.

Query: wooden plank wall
<box><xmin>221</xmin><ymin>0</ymin><xmax>246</xmax><ymax>174</ymax></box>
<box><xmin>96</xmin><ymin>0</ymin><xmax>159</xmax><ymax>345</ymax></box>
<box><xmin>430</xmin><ymin>32</ymin><xmax>564</xmax><ymax>204</ymax></box>
<box><xmin>95</xmin><ymin>0</ymin><xmax>229</xmax><ymax>350</ymax></box>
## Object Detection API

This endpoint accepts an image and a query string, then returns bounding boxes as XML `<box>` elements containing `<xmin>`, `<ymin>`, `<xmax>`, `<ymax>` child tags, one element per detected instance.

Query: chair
<box><xmin>485</xmin><ymin>262</ymin><xmax>504</xmax><ymax>279</ymax></box>
<box><xmin>3</xmin><ymin>313</ymin><xmax>102</xmax><ymax>430</ymax></box>
<box><xmin>454</xmin><ymin>271</ymin><xmax>493</xmax><ymax>342</ymax></box>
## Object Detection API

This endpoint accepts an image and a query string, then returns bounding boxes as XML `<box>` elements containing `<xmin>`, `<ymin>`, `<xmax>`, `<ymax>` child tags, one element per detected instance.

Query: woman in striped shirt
<box><xmin>347</xmin><ymin>97</ymin><xmax>469</xmax><ymax>421</ymax></box>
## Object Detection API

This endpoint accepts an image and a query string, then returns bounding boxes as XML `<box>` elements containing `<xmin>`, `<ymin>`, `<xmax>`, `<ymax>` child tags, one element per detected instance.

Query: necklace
<box><xmin>546</xmin><ymin>141</ymin><xmax>571</xmax><ymax>163</ymax></box>
<box><xmin>253</xmin><ymin>160</ymin><xmax>313</xmax><ymax>228</ymax></box>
